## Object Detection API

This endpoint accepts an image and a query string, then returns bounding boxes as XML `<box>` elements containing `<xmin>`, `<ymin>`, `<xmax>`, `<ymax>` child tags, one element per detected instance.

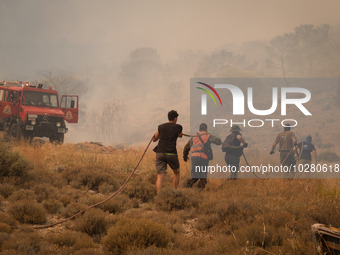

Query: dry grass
<box><xmin>0</xmin><ymin>139</ymin><xmax>339</xmax><ymax>254</ymax></box>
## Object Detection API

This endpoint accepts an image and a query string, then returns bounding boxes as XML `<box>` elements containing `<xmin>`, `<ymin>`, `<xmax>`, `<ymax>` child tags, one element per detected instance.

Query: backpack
<box><xmin>222</xmin><ymin>133</ymin><xmax>243</xmax><ymax>157</ymax></box>
<box><xmin>195</xmin><ymin>133</ymin><xmax>213</xmax><ymax>160</ymax></box>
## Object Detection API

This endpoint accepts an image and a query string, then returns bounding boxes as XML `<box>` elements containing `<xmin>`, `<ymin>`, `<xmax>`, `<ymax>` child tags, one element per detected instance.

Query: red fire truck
<box><xmin>0</xmin><ymin>81</ymin><xmax>78</xmax><ymax>143</ymax></box>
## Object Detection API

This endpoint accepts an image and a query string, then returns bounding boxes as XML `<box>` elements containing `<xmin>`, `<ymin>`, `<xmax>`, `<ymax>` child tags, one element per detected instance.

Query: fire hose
<box><xmin>34</xmin><ymin>136</ymin><xmax>154</xmax><ymax>230</ymax></box>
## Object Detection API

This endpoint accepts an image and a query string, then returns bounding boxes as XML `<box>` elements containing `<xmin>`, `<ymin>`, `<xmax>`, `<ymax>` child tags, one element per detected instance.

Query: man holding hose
<box><xmin>270</xmin><ymin>124</ymin><xmax>298</xmax><ymax>177</ymax></box>
<box><xmin>153</xmin><ymin>110</ymin><xmax>183</xmax><ymax>194</ymax></box>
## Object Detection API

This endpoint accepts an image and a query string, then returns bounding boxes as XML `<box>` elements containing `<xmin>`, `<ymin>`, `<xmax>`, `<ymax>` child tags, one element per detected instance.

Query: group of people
<box><xmin>153</xmin><ymin>110</ymin><xmax>317</xmax><ymax>193</ymax></box>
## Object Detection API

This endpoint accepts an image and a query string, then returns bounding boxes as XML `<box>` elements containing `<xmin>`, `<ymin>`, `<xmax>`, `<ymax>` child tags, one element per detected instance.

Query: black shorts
<box><xmin>155</xmin><ymin>153</ymin><xmax>180</xmax><ymax>174</ymax></box>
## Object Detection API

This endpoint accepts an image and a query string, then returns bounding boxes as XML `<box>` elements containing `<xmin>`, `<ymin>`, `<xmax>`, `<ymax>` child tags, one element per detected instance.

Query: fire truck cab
<box><xmin>0</xmin><ymin>81</ymin><xmax>78</xmax><ymax>143</ymax></box>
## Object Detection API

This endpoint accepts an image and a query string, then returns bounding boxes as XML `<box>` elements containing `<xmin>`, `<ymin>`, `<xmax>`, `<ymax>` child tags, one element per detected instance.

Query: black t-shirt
<box><xmin>298</xmin><ymin>142</ymin><xmax>316</xmax><ymax>161</ymax></box>
<box><xmin>223</xmin><ymin>132</ymin><xmax>243</xmax><ymax>157</ymax></box>
<box><xmin>298</xmin><ymin>142</ymin><xmax>315</xmax><ymax>160</ymax></box>
<box><xmin>156</xmin><ymin>122</ymin><xmax>183</xmax><ymax>154</ymax></box>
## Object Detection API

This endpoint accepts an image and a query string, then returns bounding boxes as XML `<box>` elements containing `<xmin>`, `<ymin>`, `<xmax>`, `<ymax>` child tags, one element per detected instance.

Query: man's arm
<box><xmin>312</xmin><ymin>149</ymin><xmax>317</xmax><ymax>163</ymax></box>
<box><xmin>236</xmin><ymin>134</ymin><xmax>247</xmax><ymax>147</ymax></box>
<box><xmin>210</xmin><ymin>135</ymin><xmax>222</xmax><ymax>145</ymax></box>
<box><xmin>153</xmin><ymin>130</ymin><xmax>159</xmax><ymax>142</ymax></box>
<box><xmin>183</xmin><ymin>140</ymin><xmax>191</xmax><ymax>162</ymax></box>
<box><xmin>178</xmin><ymin>131</ymin><xmax>183</xmax><ymax>138</ymax></box>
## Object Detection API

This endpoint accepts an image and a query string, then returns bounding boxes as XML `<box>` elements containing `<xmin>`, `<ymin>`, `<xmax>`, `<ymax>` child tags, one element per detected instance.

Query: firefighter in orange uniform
<box><xmin>183</xmin><ymin>123</ymin><xmax>221</xmax><ymax>189</ymax></box>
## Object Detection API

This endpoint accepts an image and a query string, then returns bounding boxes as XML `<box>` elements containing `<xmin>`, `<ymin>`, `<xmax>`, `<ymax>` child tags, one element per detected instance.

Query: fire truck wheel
<box><xmin>50</xmin><ymin>134</ymin><xmax>64</xmax><ymax>144</ymax></box>
<box><xmin>9</xmin><ymin>123</ymin><xmax>18</xmax><ymax>139</ymax></box>
<box><xmin>9</xmin><ymin>123</ymin><xmax>23</xmax><ymax>140</ymax></box>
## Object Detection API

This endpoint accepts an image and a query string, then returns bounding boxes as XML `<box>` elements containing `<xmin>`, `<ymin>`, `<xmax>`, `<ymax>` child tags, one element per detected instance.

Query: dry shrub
<box><xmin>123</xmin><ymin>176</ymin><xmax>156</xmax><ymax>203</ymax></box>
<box><xmin>0</xmin><ymin>212</ymin><xmax>17</xmax><ymax>226</ymax></box>
<box><xmin>0</xmin><ymin>222</ymin><xmax>12</xmax><ymax>233</ymax></box>
<box><xmin>8</xmin><ymin>199</ymin><xmax>47</xmax><ymax>224</ymax></box>
<box><xmin>98</xmin><ymin>182</ymin><xmax>116</xmax><ymax>195</ymax></box>
<box><xmin>1</xmin><ymin>228</ymin><xmax>47</xmax><ymax>254</ymax></box>
<box><xmin>33</xmin><ymin>183</ymin><xmax>57</xmax><ymax>202</ymax></box>
<box><xmin>234</xmin><ymin>223</ymin><xmax>274</xmax><ymax>248</ymax></box>
<box><xmin>102</xmin><ymin>218</ymin><xmax>171</xmax><ymax>253</ymax></box>
<box><xmin>0</xmin><ymin>183</ymin><xmax>15</xmax><ymax>198</ymax></box>
<box><xmin>47</xmin><ymin>230</ymin><xmax>96</xmax><ymax>250</ymax></box>
<box><xmin>265</xmin><ymin>211</ymin><xmax>292</xmax><ymax>228</ymax></box>
<box><xmin>42</xmin><ymin>199</ymin><xmax>64</xmax><ymax>214</ymax></box>
<box><xmin>154</xmin><ymin>188</ymin><xmax>200</xmax><ymax>212</ymax></box>
<box><xmin>308</xmin><ymin>200</ymin><xmax>340</xmax><ymax>226</ymax></box>
<box><xmin>57</xmin><ymin>193</ymin><xmax>73</xmax><ymax>206</ymax></box>
<box><xmin>199</xmin><ymin>198</ymin><xmax>257</xmax><ymax>224</ymax></box>
<box><xmin>72</xmin><ymin>248</ymin><xmax>105</xmax><ymax>255</ymax></box>
<box><xmin>103</xmin><ymin>196</ymin><xmax>139</xmax><ymax>213</ymax></box>
<box><xmin>73</xmin><ymin>208</ymin><xmax>108</xmax><ymax>237</ymax></box>
<box><xmin>91</xmin><ymin>194</ymin><xmax>136</xmax><ymax>214</ymax></box>
<box><xmin>196</xmin><ymin>214</ymin><xmax>220</xmax><ymax>231</ymax></box>
<box><xmin>8</xmin><ymin>189</ymin><xmax>36</xmax><ymax>202</ymax></box>
<box><xmin>0</xmin><ymin>232</ymin><xmax>10</xmax><ymax>247</ymax></box>
<box><xmin>60</xmin><ymin>202</ymin><xmax>88</xmax><ymax>218</ymax></box>
<box><xmin>126</xmin><ymin>246</ymin><xmax>168</xmax><ymax>255</ymax></box>
<box><xmin>0</xmin><ymin>142</ymin><xmax>32</xmax><ymax>178</ymax></box>
<box><xmin>66</xmin><ymin>167</ymin><xmax>118</xmax><ymax>191</ymax></box>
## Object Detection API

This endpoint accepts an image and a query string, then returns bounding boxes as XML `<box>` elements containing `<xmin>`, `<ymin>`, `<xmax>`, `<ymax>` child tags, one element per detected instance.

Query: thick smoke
<box><xmin>0</xmin><ymin>1</ymin><xmax>339</xmax><ymax>146</ymax></box>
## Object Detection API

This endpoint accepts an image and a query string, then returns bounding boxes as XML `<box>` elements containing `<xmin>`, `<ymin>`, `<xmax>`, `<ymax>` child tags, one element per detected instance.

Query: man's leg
<box><xmin>186</xmin><ymin>178</ymin><xmax>198</xmax><ymax>187</ymax></box>
<box><xmin>229</xmin><ymin>155</ymin><xmax>240</xmax><ymax>180</ymax></box>
<box><xmin>155</xmin><ymin>153</ymin><xmax>167</xmax><ymax>193</ymax></box>
<box><xmin>173</xmin><ymin>170</ymin><xmax>180</xmax><ymax>189</ymax></box>
<box><xmin>156</xmin><ymin>172</ymin><xmax>165</xmax><ymax>194</ymax></box>
<box><xmin>197</xmin><ymin>158</ymin><xmax>209</xmax><ymax>189</ymax></box>
<box><xmin>198</xmin><ymin>178</ymin><xmax>207</xmax><ymax>189</ymax></box>
<box><xmin>187</xmin><ymin>157</ymin><xmax>200</xmax><ymax>187</ymax></box>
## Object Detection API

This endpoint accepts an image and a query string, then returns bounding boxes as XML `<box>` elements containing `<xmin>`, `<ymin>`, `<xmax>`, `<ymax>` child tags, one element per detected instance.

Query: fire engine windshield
<box><xmin>22</xmin><ymin>91</ymin><xmax>58</xmax><ymax>108</ymax></box>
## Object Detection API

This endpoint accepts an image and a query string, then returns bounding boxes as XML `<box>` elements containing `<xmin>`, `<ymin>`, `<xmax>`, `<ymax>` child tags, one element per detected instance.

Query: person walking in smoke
<box><xmin>183</xmin><ymin>123</ymin><xmax>222</xmax><ymax>189</ymax></box>
<box><xmin>297</xmin><ymin>135</ymin><xmax>317</xmax><ymax>165</ymax></box>
<box><xmin>153</xmin><ymin>110</ymin><xmax>183</xmax><ymax>194</ymax></box>
<box><xmin>270</xmin><ymin>124</ymin><xmax>298</xmax><ymax>177</ymax></box>
<box><xmin>222</xmin><ymin>125</ymin><xmax>248</xmax><ymax>180</ymax></box>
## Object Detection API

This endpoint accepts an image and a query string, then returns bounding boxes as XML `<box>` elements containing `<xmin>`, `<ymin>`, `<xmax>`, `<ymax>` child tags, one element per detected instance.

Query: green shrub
<box><xmin>8</xmin><ymin>199</ymin><xmax>47</xmax><ymax>224</ymax></box>
<box><xmin>154</xmin><ymin>189</ymin><xmax>200</xmax><ymax>212</ymax></box>
<box><xmin>0</xmin><ymin>143</ymin><xmax>31</xmax><ymax>178</ymax></box>
<box><xmin>73</xmin><ymin>208</ymin><xmax>108</xmax><ymax>237</ymax></box>
<box><xmin>102</xmin><ymin>218</ymin><xmax>171</xmax><ymax>253</ymax></box>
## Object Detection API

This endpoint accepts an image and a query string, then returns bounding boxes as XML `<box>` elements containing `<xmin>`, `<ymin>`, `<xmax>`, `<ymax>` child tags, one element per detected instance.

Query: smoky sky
<box><xmin>1</xmin><ymin>0</ymin><xmax>339</xmax><ymax>79</ymax></box>
<box><xmin>0</xmin><ymin>0</ymin><xmax>339</xmax><ymax>145</ymax></box>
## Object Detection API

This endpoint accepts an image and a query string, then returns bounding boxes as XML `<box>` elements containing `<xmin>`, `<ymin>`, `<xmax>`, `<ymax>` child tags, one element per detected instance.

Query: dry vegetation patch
<box><xmin>0</xmin><ymin>140</ymin><xmax>338</xmax><ymax>254</ymax></box>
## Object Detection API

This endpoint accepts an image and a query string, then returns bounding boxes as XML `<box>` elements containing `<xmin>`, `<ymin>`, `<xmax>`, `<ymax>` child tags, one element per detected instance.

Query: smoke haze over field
<box><xmin>0</xmin><ymin>0</ymin><xmax>339</xmax><ymax>145</ymax></box>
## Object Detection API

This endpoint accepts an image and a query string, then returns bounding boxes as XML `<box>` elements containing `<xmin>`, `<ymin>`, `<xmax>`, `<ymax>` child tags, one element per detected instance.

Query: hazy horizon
<box><xmin>1</xmin><ymin>0</ymin><xmax>339</xmax><ymax>145</ymax></box>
